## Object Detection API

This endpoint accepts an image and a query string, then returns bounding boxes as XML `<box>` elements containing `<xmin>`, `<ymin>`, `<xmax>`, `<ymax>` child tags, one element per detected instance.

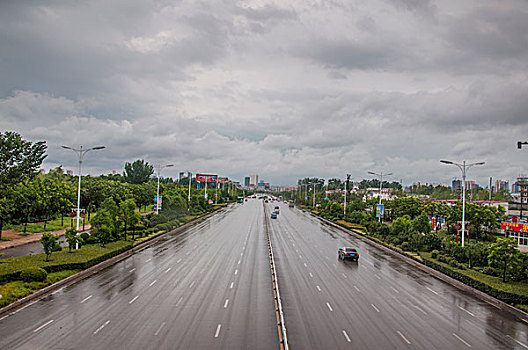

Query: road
<box><xmin>267</xmin><ymin>201</ymin><xmax>528</xmax><ymax>349</ymax></box>
<box><xmin>0</xmin><ymin>202</ymin><xmax>278</xmax><ymax>350</ymax></box>
<box><xmin>1</xmin><ymin>199</ymin><xmax>527</xmax><ymax>349</ymax></box>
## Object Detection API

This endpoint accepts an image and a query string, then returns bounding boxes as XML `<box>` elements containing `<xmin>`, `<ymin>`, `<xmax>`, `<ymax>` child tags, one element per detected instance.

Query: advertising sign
<box><xmin>196</xmin><ymin>174</ymin><xmax>218</xmax><ymax>183</ymax></box>
<box><xmin>376</xmin><ymin>204</ymin><xmax>385</xmax><ymax>218</ymax></box>
<box><xmin>153</xmin><ymin>196</ymin><xmax>162</xmax><ymax>210</ymax></box>
<box><xmin>217</xmin><ymin>177</ymin><xmax>227</xmax><ymax>184</ymax></box>
<box><xmin>501</xmin><ymin>222</ymin><xmax>528</xmax><ymax>233</ymax></box>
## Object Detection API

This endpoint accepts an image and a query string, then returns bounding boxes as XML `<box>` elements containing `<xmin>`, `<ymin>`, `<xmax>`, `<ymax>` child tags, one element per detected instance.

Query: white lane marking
<box><xmin>342</xmin><ymin>330</ymin><xmax>351</xmax><ymax>343</ymax></box>
<box><xmin>326</xmin><ymin>302</ymin><xmax>333</xmax><ymax>312</ymax></box>
<box><xmin>177</xmin><ymin>258</ymin><xmax>182</xmax><ymax>263</ymax></box>
<box><xmin>397</xmin><ymin>331</ymin><xmax>411</xmax><ymax>344</ymax></box>
<box><xmin>316</xmin><ymin>285</ymin><xmax>321</xmax><ymax>292</ymax></box>
<box><xmin>186</xmin><ymin>251</ymin><xmax>191</xmax><ymax>255</ymax></box>
<box><xmin>412</xmin><ymin>304</ymin><xmax>427</xmax><ymax>315</ymax></box>
<box><xmin>426</xmin><ymin>287</ymin><xmax>439</xmax><ymax>295</ymax></box>
<box><xmin>309</xmin><ymin>272</ymin><xmax>313</xmax><ymax>278</ymax></box>
<box><xmin>19</xmin><ymin>300</ymin><xmax>38</xmax><ymax>311</ymax></box>
<box><xmin>176</xmin><ymin>297</ymin><xmax>183</xmax><ymax>306</ymax></box>
<box><xmin>507</xmin><ymin>335</ymin><xmax>528</xmax><ymax>349</ymax></box>
<box><xmin>240</xmin><ymin>253</ymin><xmax>243</xmax><ymax>257</ymax></box>
<box><xmin>224</xmin><ymin>299</ymin><xmax>229</xmax><ymax>308</ymax></box>
<box><xmin>165</xmin><ymin>267</ymin><xmax>172</xmax><ymax>273</ymax></box>
<box><xmin>145</xmin><ymin>258</ymin><xmax>152</xmax><ymax>263</ymax></box>
<box><xmin>234</xmin><ymin>269</ymin><xmax>238</xmax><ymax>275</ymax></box>
<box><xmin>458</xmin><ymin>306</ymin><xmax>475</xmax><ymax>317</ymax></box>
<box><xmin>303</xmin><ymin>263</ymin><xmax>308</xmax><ymax>267</ymax></box>
<box><xmin>52</xmin><ymin>288</ymin><xmax>64</xmax><ymax>295</ymax></box>
<box><xmin>230</xmin><ymin>282</ymin><xmax>234</xmax><ymax>289</ymax></box>
<box><xmin>93</xmin><ymin>320</ymin><xmax>110</xmax><ymax>335</ymax></box>
<box><xmin>0</xmin><ymin>315</ymin><xmax>8</xmax><ymax>321</ymax></box>
<box><xmin>371</xmin><ymin>304</ymin><xmax>380</xmax><ymax>313</ymax></box>
<box><xmin>342</xmin><ymin>273</ymin><xmax>347</xmax><ymax>279</ymax></box>
<box><xmin>129</xmin><ymin>295</ymin><xmax>139</xmax><ymax>304</ymax></box>
<box><xmin>149</xmin><ymin>280</ymin><xmax>157</xmax><ymax>287</ymax></box>
<box><xmin>299</xmin><ymin>255</ymin><xmax>303</xmax><ymax>259</ymax></box>
<box><xmin>129</xmin><ymin>268</ymin><xmax>136</xmax><ymax>273</ymax></box>
<box><xmin>353</xmin><ymin>285</ymin><xmax>360</xmax><ymax>292</ymax></box>
<box><xmin>33</xmin><ymin>319</ymin><xmax>54</xmax><ymax>333</ymax></box>
<box><xmin>391</xmin><ymin>286</ymin><xmax>399</xmax><ymax>294</ymax></box>
<box><xmin>81</xmin><ymin>295</ymin><xmax>93</xmax><ymax>304</ymax></box>
<box><xmin>214</xmin><ymin>324</ymin><xmax>222</xmax><ymax>338</ymax></box>
<box><xmin>189</xmin><ymin>281</ymin><xmax>195</xmax><ymax>288</ymax></box>
<box><xmin>453</xmin><ymin>333</ymin><xmax>471</xmax><ymax>347</ymax></box>
<box><xmin>375</xmin><ymin>275</ymin><xmax>381</xmax><ymax>279</ymax></box>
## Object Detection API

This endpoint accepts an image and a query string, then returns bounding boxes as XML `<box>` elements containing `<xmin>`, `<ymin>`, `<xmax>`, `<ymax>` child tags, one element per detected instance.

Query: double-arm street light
<box><xmin>62</xmin><ymin>145</ymin><xmax>105</xmax><ymax>249</ymax></box>
<box><xmin>368</xmin><ymin>171</ymin><xmax>392</xmax><ymax>222</ymax></box>
<box><xmin>155</xmin><ymin>164</ymin><xmax>174</xmax><ymax>214</ymax></box>
<box><xmin>518</xmin><ymin>141</ymin><xmax>528</xmax><ymax>149</ymax></box>
<box><xmin>344</xmin><ymin>174</ymin><xmax>351</xmax><ymax>216</ymax></box>
<box><xmin>440</xmin><ymin>160</ymin><xmax>485</xmax><ymax>247</ymax></box>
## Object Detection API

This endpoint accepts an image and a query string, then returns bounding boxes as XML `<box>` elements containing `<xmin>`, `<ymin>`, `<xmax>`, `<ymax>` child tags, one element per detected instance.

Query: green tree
<box><xmin>124</xmin><ymin>159</ymin><xmax>154</xmax><ymax>184</ymax></box>
<box><xmin>488</xmin><ymin>238</ymin><xmax>521</xmax><ymax>282</ymax></box>
<box><xmin>90</xmin><ymin>209</ymin><xmax>113</xmax><ymax>247</ymax></box>
<box><xmin>389</xmin><ymin>197</ymin><xmax>424</xmax><ymax>220</ymax></box>
<box><xmin>119</xmin><ymin>198</ymin><xmax>139</xmax><ymax>240</ymax></box>
<box><xmin>65</xmin><ymin>228</ymin><xmax>83</xmax><ymax>252</ymax></box>
<box><xmin>40</xmin><ymin>233</ymin><xmax>59</xmax><ymax>261</ymax></box>
<box><xmin>412</xmin><ymin>213</ymin><xmax>431</xmax><ymax>234</ymax></box>
<box><xmin>391</xmin><ymin>215</ymin><xmax>413</xmax><ymax>235</ymax></box>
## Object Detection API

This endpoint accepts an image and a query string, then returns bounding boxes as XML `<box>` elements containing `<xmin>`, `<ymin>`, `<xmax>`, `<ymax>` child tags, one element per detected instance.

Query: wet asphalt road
<box><xmin>0</xmin><ymin>199</ymin><xmax>527</xmax><ymax>349</ymax></box>
<box><xmin>267</xmin><ymin>201</ymin><xmax>528</xmax><ymax>349</ymax></box>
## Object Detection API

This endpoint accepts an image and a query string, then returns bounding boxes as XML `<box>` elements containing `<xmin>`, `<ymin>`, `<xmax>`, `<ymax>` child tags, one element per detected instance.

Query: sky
<box><xmin>1</xmin><ymin>0</ymin><xmax>527</xmax><ymax>187</ymax></box>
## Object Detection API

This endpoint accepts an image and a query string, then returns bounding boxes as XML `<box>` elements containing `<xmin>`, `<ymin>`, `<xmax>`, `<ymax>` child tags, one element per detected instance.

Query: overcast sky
<box><xmin>1</xmin><ymin>0</ymin><xmax>527</xmax><ymax>187</ymax></box>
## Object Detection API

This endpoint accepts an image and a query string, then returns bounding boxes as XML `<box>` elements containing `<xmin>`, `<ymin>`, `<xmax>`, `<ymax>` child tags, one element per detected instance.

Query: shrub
<box><xmin>20</xmin><ymin>267</ymin><xmax>48</xmax><ymax>282</ymax></box>
<box><xmin>80</xmin><ymin>232</ymin><xmax>90</xmax><ymax>241</ymax></box>
<box><xmin>401</xmin><ymin>242</ymin><xmax>410</xmax><ymax>251</ymax></box>
<box><xmin>483</xmin><ymin>266</ymin><xmax>498</xmax><ymax>276</ymax></box>
<box><xmin>431</xmin><ymin>250</ymin><xmax>440</xmax><ymax>259</ymax></box>
<box><xmin>457</xmin><ymin>263</ymin><xmax>467</xmax><ymax>270</ymax></box>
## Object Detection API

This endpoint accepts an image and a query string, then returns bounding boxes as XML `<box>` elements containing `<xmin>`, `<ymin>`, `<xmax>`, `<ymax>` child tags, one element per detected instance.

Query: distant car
<box><xmin>274</xmin><ymin>206</ymin><xmax>280</xmax><ymax>213</ymax></box>
<box><xmin>271</xmin><ymin>212</ymin><xmax>277</xmax><ymax>219</ymax></box>
<box><xmin>338</xmin><ymin>247</ymin><xmax>359</xmax><ymax>261</ymax></box>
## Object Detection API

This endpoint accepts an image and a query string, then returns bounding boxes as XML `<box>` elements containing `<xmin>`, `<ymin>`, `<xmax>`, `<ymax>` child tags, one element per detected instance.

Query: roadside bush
<box><xmin>401</xmin><ymin>242</ymin><xmax>410</xmax><ymax>251</ymax></box>
<box><xmin>20</xmin><ymin>267</ymin><xmax>48</xmax><ymax>282</ymax></box>
<box><xmin>483</xmin><ymin>266</ymin><xmax>498</xmax><ymax>276</ymax></box>
<box><xmin>431</xmin><ymin>250</ymin><xmax>439</xmax><ymax>259</ymax></box>
<box><xmin>457</xmin><ymin>263</ymin><xmax>467</xmax><ymax>270</ymax></box>
<box><xmin>80</xmin><ymin>232</ymin><xmax>90</xmax><ymax>241</ymax></box>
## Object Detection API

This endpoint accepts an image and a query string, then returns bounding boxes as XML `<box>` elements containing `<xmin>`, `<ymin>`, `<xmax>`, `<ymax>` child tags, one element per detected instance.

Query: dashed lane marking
<box><xmin>33</xmin><ymin>320</ymin><xmax>54</xmax><ymax>333</ymax></box>
<box><xmin>316</xmin><ymin>285</ymin><xmax>321</xmax><ymax>292</ymax></box>
<box><xmin>165</xmin><ymin>267</ymin><xmax>172</xmax><ymax>273</ymax></box>
<box><xmin>129</xmin><ymin>295</ymin><xmax>139</xmax><ymax>304</ymax></box>
<box><xmin>80</xmin><ymin>295</ymin><xmax>93</xmax><ymax>304</ymax></box>
<box><xmin>371</xmin><ymin>304</ymin><xmax>380</xmax><ymax>313</ymax></box>
<box><xmin>154</xmin><ymin>322</ymin><xmax>166</xmax><ymax>336</ymax></box>
<box><xmin>93</xmin><ymin>320</ymin><xmax>110</xmax><ymax>335</ymax></box>
<box><xmin>453</xmin><ymin>333</ymin><xmax>471</xmax><ymax>347</ymax></box>
<box><xmin>458</xmin><ymin>306</ymin><xmax>475</xmax><ymax>317</ymax></box>
<box><xmin>214</xmin><ymin>324</ymin><xmax>222</xmax><ymax>338</ymax></box>
<box><xmin>234</xmin><ymin>269</ymin><xmax>238</xmax><ymax>275</ymax></box>
<box><xmin>326</xmin><ymin>302</ymin><xmax>333</xmax><ymax>312</ymax></box>
<box><xmin>397</xmin><ymin>331</ymin><xmax>411</xmax><ymax>344</ymax></box>
<box><xmin>177</xmin><ymin>259</ymin><xmax>182</xmax><ymax>263</ymax></box>
<box><xmin>149</xmin><ymin>280</ymin><xmax>157</xmax><ymax>287</ymax></box>
<box><xmin>309</xmin><ymin>272</ymin><xmax>313</xmax><ymax>278</ymax></box>
<box><xmin>342</xmin><ymin>330</ymin><xmax>351</xmax><ymax>343</ymax></box>
<box><xmin>224</xmin><ymin>299</ymin><xmax>229</xmax><ymax>308</ymax></box>
<box><xmin>391</xmin><ymin>287</ymin><xmax>399</xmax><ymax>294</ymax></box>
<box><xmin>303</xmin><ymin>263</ymin><xmax>307</xmax><ymax>267</ymax></box>
<box><xmin>176</xmin><ymin>297</ymin><xmax>183</xmax><ymax>306</ymax></box>
<box><xmin>189</xmin><ymin>281</ymin><xmax>195</xmax><ymax>288</ymax></box>
<box><xmin>506</xmin><ymin>335</ymin><xmax>528</xmax><ymax>349</ymax></box>
<box><xmin>412</xmin><ymin>304</ymin><xmax>427</xmax><ymax>315</ymax></box>
<box><xmin>230</xmin><ymin>282</ymin><xmax>234</xmax><ymax>289</ymax></box>
<box><xmin>426</xmin><ymin>287</ymin><xmax>439</xmax><ymax>295</ymax></box>
<box><xmin>353</xmin><ymin>285</ymin><xmax>360</xmax><ymax>292</ymax></box>
<box><xmin>145</xmin><ymin>258</ymin><xmax>152</xmax><ymax>263</ymax></box>
<box><xmin>342</xmin><ymin>273</ymin><xmax>347</xmax><ymax>279</ymax></box>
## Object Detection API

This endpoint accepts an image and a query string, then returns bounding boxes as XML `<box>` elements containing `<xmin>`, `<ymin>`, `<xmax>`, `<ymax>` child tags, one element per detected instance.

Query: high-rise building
<box><xmin>244</xmin><ymin>177</ymin><xmax>250</xmax><ymax>187</ymax></box>
<box><xmin>249</xmin><ymin>174</ymin><xmax>258</xmax><ymax>187</ymax></box>
<box><xmin>495</xmin><ymin>180</ymin><xmax>509</xmax><ymax>193</ymax></box>
<box><xmin>452</xmin><ymin>179</ymin><xmax>462</xmax><ymax>191</ymax></box>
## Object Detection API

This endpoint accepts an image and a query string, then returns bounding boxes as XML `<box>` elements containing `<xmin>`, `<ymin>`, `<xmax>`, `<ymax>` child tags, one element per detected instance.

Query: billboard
<box><xmin>196</xmin><ymin>174</ymin><xmax>218</xmax><ymax>183</ymax></box>
<box><xmin>502</xmin><ymin>222</ymin><xmax>528</xmax><ymax>233</ymax></box>
<box><xmin>376</xmin><ymin>204</ymin><xmax>385</xmax><ymax>218</ymax></box>
<box><xmin>153</xmin><ymin>196</ymin><xmax>162</xmax><ymax>210</ymax></box>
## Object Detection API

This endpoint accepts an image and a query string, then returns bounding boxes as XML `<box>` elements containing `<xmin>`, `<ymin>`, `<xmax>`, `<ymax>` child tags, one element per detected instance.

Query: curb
<box><xmin>0</xmin><ymin>208</ymin><xmax>223</xmax><ymax>317</ymax></box>
<box><xmin>302</xmin><ymin>208</ymin><xmax>528</xmax><ymax>323</ymax></box>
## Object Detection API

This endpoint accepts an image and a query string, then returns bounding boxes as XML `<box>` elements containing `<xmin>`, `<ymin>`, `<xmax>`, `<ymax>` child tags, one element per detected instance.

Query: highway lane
<box><xmin>0</xmin><ymin>202</ymin><xmax>278</xmax><ymax>350</ymax></box>
<box><xmin>267</xmin><ymin>201</ymin><xmax>528</xmax><ymax>349</ymax></box>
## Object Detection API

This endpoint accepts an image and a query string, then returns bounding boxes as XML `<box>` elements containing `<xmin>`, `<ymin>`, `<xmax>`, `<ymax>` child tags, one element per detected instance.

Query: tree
<box><xmin>90</xmin><ymin>209</ymin><xmax>114</xmax><ymax>247</ymax></box>
<box><xmin>124</xmin><ymin>159</ymin><xmax>154</xmax><ymax>184</ymax></box>
<box><xmin>65</xmin><ymin>228</ymin><xmax>83</xmax><ymax>252</ymax></box>
<box><xmin>391</xmin><ymin>215</ymin><xmax>413</xmax><ymax>235</ymax></box>
<box><xmin>119</xmin><ymin>198</ymin><xmax>139</xmax><ymax>240</ymax></box>
<box><xmin>0</xmin><ymin>131</ymin><xmax>47</xmax><ymax>187</ymax></box>
<box><xmin>412</xmin><ymin>213</ymin><xmax>432</xmax><ymax>234</ymax></box>
<box><xmin>41</xmin><ymin>233</ymin><xmax>59</xmax><ymax>261</ymax></box>
<box><xmin>488</xmin><ymin>238</ymin><xmax>521</xmax><ymax>282</ymax></box>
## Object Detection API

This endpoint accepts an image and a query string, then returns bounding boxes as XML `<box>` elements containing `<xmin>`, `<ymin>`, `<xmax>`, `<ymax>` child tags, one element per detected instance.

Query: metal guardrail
<box><xmin>264</xmin><ymin>202</ymin><xmax>289</xmax><ymax>350</ymax></box>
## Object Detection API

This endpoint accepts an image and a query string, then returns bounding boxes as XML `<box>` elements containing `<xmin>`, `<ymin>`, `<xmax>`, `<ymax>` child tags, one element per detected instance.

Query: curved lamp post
<box><xmin>155</xmin><ymin>164</ymin><xmax>174</xmax><ymax>214</ymax></box>
<box><xmin>62</xmin><ymin>145</ymin><xmax>105</xmax><ymax>249</ymax></box>
<box><xmin>440</xmin><ymin>160</ymin><xmax>485</xmax><ymax>247</ymax></box>
<box><xmin>368</xmin><ymin>171</ymin><xmax>392</xmax><ymax>222</ymax></box>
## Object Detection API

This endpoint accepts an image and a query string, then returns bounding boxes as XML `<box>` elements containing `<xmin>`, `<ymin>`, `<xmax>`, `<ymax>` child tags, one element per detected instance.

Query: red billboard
<box><xmin>196</xmin><ymin>174</ymin><xmax>218</xmax><ymax>183</ymax></box>
<box><xmin>501</xmin><ymin>222</ymin><xmax>528</xmax><ymax>233</ymax></box>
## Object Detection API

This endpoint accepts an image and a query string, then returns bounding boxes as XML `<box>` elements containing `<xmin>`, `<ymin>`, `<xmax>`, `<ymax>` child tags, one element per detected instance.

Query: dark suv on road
<box><xmin>338</xmin><ymin>247</ymin><xmax>359</xmax><ymax>261</ymax></box>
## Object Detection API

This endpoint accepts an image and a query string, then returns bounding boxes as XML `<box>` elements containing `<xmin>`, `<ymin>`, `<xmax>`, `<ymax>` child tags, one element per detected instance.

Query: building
<box><xmin>244</xmin><ymin>177</ymin><xmax>250</xmax><ymax>187</ymax></box>
<box><xmin>452</xmin><ymin>179</ymin><xmax>462</xmax><ymax>191</ymax></box>
<box><xmin>249</xmin><ymin>174</ymin><xmax>259</xmax><ymax>187</ymax></box>
<box><xmin>464</xmin><ymin>180</ymin><xmax>477</xmax><ymax>191</ymax></box>
<box><xmin>495</xmin><ymin>180</ymin><xmax>509</xmax><ymax>193</ymax></box>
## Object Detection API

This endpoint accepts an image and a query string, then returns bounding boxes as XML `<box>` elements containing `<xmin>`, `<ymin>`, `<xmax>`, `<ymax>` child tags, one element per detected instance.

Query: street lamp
<box><xmin>368</xmin><ymin>171</ymin><xmax>392</xmax><ymax>222</ymax></box>
<box><xmin>440</xmin><ymin>160</ymin><xmax>485</xmax><ymax>247</ymax></box>
<box><xmin>518</xmin><ymin>141</ymin><xmax>528</xmax><ymax>149</ymax></box>
<box><xmin>344</xmin><ymin>174</ymin><xmax>351</xmax><ymax>216</ymax></box>
<box><xmin>312</xmin><ymin>181</ymin><xmax>317</xmax><ymax>207</ymax></box>
<box><xmin>155</xmin><ymin>164</ymin><xmax>174</xmax><ymax>214</ymax></box>
<box><xmin>62</xmin><ymin>145</ymin><xmax>105</xmax><ymax>249</ymax></box>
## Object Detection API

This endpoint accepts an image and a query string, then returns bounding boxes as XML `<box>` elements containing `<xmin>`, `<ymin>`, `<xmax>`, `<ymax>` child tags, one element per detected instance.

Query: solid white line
<box><xmin>234</xmin><ymin>269</ymin><xmax>238</xmax><ymax>275</ymax></box>
<box><xmin>129</xmin><ymin>268</ymin><xmax>136</xmax><ymax>272</ymax></box>
<box><xmin>426</xmin><ymin>287</ymin><xmax>439</xmax><ymax>295</ymax></box>
<box><xmin>0</xmin><ymin>315</ymin><xmax>8</xmax><ymax>321</ymax></box>
<box><xmin>391</xmin><ymin>286</ymin><xmax>399</xmax><ymax>294</ymax></box>
<box><xmin>189</xmin><ymin>281</ymin><xmax>195</xmax><ymax>288</ymax></box>
<box><xmin>342</xmin><ymin>330</ymin><xmax>351</xmax><ymax>343</ymax></box>
<box><xmin>230</xmin><ymin>282</ymin><xmax>234</xmax><ymax>289</ymax></box>
<box><xmin>326</xmin><ymin>302</ymin><xmax>333</xmax><ymax>312</ymax></box>
<box><xmin>129</xmin><ymin>295</ymin><xmax>139</xmax><ymax>304</ymax></box>
<box><xmin>52</xmin><ymin>288</ymin><xmax>64</xmax><ymax>295</ymax></box>
<box><xmin>507</xmin><ymin>335</ymin><xmax>528</xmax><ymax>349</ymax></box>
<box><xmin>93</xmin><ymin>320</ymin><xmax>110</xmax><ymax>335</ymax></box>
<box><xmin>316</xmin><ymin>285</ymin><xmax>321</xmax><ymax>292</ymax></box>
<box><xmin>155</xmin><ymin>322</ymin><xmax>166</xmax><ymax>336</ymax></box>
<box><xmin>145</xmin><ymin>258</ymin><xmax>152</xmax><ymax>263</ymax></box>
<box><xmin>397</xmin><ymin>331</ymin><xmax>411</xmax><ymax>344</ymax></box>
<box><xmin>224</xmin><ymin>299</ymin><xmax>229</xmax><ymax>308</ymax></box>
<box><xmin>309</xmin><ymin>272</ymin><xmax>313</xmax><ymax>278</ymax></box>
<box><xmin>177</xmin><ymin>258</ymin><xmax>182</xmax><ymax>263</ymax></box>
<box><xmin>453</xmin><ymin>333</ymin><xmax>471</xmax><ymax>347</ymax></box>
<box><xmin>165</xmin><ymin>267</ymin><xmax>171</xmax><ymax>273</ymax></box>
<box><xmin>353</xmin><ymin>285</ymin><xmax>360</xmax><ymax>292</ymax></box>
<box><xmin>149</xmin><ymin>280</ymin><xmax>157</xmax><ymax>287</ymax></box>
<box><xmin>458</xmin><ymin>306</ymin><xmax>475</xmax><ymax>317</ymax></box>
<box><xmin>371</xmin><ymin>304</ymin><xmax>380</xmax><ymax>313</ymax></box>
<box><xmin>19</xmin><ymin>300</ymin><xmax>38</xmax><ymax>311</ymax></box>
<box><xmin>176</xmin><ymin>297</ymin><xmax>183</xmax><ymax>306</ymax></box>
<box><xmin>81</xmin><ymin>295</ymin><xmax>93</xmax><ymax>304</ymax></box>
<box><xmin>33</xmin><ymin>319</ymin><xmax>54</xmax><ymax>333</ymax></box>
<box><xmin>214</xmin><ymin>324</ymin><xmax>222</xmax><ymax>338</ymax></box>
